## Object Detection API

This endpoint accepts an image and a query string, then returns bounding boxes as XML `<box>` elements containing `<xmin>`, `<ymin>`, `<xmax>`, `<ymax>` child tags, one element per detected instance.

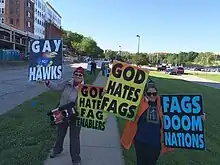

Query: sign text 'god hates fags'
<box><xmin>29</xmin><ymin>39</ymin><xmax>63</xmax><ymax>81</ymax></box>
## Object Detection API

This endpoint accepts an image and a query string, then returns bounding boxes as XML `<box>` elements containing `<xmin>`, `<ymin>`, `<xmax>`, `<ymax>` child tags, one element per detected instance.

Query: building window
<box><xmin>16</xmin><ymin>8</ymin><xmax>19</xmax><ymax>14</ymax></box>
<box><xmin>27</xmin><ymin>21</ymin><xmax>30</xmax><ymax>27</ymax></box>
<box><xmin>10</xmin><ymin>18</ymin><xmax>13</xmax><ymax>25</ymax></box>
<box><xmin>16</xmin><ymin>19</ymin><xmax>19</xmax><ymax>25</ymax></box>
<box><xmin>27</xmin><ymin>2</ymin><xmax>30</xmax><ymax>8</ymax></box>
<box><xmin>1</xmin><ymin>0</ymin><xmax>4</xmax><ymax>3</ymax></box>
<box><xmin>1</xmin><ymin>17</ymin><xmax>4</xmax><ymax>23</ymax></box>
<box><xmin>1</xmin><ymin>8</ymin><xmax>4</xmax><ymax>14</ymax></box>
<box><xmin>16</xmin><ymin>0</ymin><xmax>19</xmax><ymax>4</ymax></box>
<box><xmin>27</xmin><ymin>11</ymin><xmax>30</xmax><ymax>17</ymax></box>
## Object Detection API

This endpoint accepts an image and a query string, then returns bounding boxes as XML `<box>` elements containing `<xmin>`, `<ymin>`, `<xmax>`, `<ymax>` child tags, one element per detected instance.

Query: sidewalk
<box><xmin>44</xmin><ymin>74</ymin><xmax>125</xmax><ymax>165</ymax></box>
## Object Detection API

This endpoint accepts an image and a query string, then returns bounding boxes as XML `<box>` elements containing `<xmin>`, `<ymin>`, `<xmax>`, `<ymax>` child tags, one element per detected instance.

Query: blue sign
<box><xmin>161</xmin><ymin>94</ymin><xmax>205</xmax><ymax>150</ymax></box>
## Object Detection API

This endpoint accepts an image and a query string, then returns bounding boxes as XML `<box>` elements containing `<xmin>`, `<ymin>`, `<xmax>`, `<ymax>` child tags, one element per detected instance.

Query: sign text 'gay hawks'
<box><xmin>29</xmin><ymin>39</ymin><xmax>63</xmax><ymax>81</ymax></box>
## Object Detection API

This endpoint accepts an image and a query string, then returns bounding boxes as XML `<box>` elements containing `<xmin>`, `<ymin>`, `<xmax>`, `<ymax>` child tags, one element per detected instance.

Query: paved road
<box><xmin>0</xmin><ymin>63</ymin><xmax>88</xmax><ymax>114</ymax></box>
<box><xmin>174</xmin><ymin>74</ymin><xmax>220</xmax><ymax>89</ymax></box>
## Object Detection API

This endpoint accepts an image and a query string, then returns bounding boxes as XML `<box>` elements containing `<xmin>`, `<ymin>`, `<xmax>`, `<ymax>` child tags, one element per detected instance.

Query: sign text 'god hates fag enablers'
<box><xmin>77</xmin><ymin>85</ymin><xmax>107</xmax><ymax>131</ymax></box>
<box><xmin>161</xmin><ymin>94</ymin><xmax>205</xmax><ymax>150</ymax></box>
<box><xmin>101</xmin><ymin>61</ymin><xmax>149</xmax><ymax>121</ymax></box>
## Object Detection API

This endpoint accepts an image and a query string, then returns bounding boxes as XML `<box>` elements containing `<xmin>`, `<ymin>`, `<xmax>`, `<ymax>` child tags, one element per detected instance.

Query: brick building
<box><xmin>45</xmin><ymin>21</ymin><xmax>62</xmax><ymax>39</ymax></box>
<box><xmin>4</xmin><ymin>0</ymin><xmax>34</xmax><ymax>33</ymax></box>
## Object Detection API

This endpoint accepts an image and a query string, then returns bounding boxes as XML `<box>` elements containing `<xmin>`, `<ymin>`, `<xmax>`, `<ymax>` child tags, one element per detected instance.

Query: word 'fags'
<box><xmin>31</xmin><ymin>40</ymin><xmax>62</xmax><ymax>53</ymax></box>
<box><xmin>162</xmin><ymin>96</ymin><xmax>201</xmax><ymax>114</ymax></box>
<box><xmin>29</xmin><ymin>65</ymin><xmax>62</xmax><ymax>81</ymax></box>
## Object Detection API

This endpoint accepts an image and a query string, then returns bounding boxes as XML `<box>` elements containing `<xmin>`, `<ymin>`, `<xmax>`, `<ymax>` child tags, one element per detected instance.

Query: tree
<box><xmin>104</xmin><ymin>50</ymin><xmax>118</xmax><ymax>59</ymax></box>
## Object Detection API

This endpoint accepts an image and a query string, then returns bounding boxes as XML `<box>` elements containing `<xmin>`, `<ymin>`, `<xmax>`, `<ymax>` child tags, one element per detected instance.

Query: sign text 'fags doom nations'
<box><xmin>161</xmin><ymin>94</ymin><xmax>205</xmax><ymax>150</ymax></box>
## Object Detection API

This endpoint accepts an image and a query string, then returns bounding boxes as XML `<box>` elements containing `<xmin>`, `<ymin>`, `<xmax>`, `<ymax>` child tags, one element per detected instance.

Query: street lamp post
<box><xmin>119</xmin><ymin>45</ymin><xmax>121</xmax><ymax>56</ymax></box>
<box><xmin>136</xmin><ymin>35</ymin><xmax>140</xmax><ymax>54</ymax></box>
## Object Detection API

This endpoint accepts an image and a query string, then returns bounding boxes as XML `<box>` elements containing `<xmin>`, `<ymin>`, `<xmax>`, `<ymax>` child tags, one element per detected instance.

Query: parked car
<box><xmin>165</xmin><ymin>68</ymin><xmax>177</xmax><ymax>75</ymax></box>
<box><xmin>175</xmin><ymin>67</ymin><xmax>184</xmax><ymax>74</ymax></box>
<box><xmin>157</xmin><ymin>65</ymin><xmax>166</xmax><ymax>71</ymax></box>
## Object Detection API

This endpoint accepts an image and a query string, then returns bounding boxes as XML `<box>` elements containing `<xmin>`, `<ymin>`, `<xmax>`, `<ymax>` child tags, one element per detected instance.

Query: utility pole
<box><xmin>136</xmin><ymin>35</ymin><xmax>140</xmax><ymax>54</ymax></box>
<box><xmin>119</xmin><ymin>45</ymin><xmax>121</xmax><ymax>56</ymax></box>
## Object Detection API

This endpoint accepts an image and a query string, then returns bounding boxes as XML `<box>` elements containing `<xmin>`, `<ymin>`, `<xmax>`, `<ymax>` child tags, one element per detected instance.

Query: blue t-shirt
<box><xmin>135</xmin><ymin>101</ymin><xmax>161</xmax><ymax>147</ymax></box>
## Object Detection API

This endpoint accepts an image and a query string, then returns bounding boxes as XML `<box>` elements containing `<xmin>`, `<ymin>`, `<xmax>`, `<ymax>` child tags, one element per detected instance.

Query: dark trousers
<box><xmin>90</xmin><ymin>68</ymin><xmax>96</xmax><ymax>75</ymax></box>
<box><xmin>53</xmin><ymin>120</ymin><xmax>81</xmax><ymax>162</ymax></box>
<box><xmin>134</xmin><ymin>140</ymin><xmax>161</xmax><ymax>165</ymax></box>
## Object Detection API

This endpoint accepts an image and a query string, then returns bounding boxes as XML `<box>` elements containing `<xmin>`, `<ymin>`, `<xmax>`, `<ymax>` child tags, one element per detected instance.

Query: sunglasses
<box><xmin>74</xmin><ymin>73</ymin><xmax>83</xmax><ymax>78</ymax></box>
<box><xmin>146</xmin><ymin>92</ymin><xmax>157</xmax><ymax>97</ymax></box>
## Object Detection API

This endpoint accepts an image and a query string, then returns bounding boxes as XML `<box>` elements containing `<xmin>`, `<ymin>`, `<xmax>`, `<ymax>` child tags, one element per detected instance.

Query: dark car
<box><xmin>157</xmin><ymin>65</ymin><xmax>166</xmax><ymax>71</ymax></box>
<box><xmin>165</xmin><ymin>68</ymin><xmax>177</xmax><ymax>75</ymax></box>
<box><xmin>175</xmin><ymin>67</ymin><xmax>184</xmax><ymax>74</ymax></box>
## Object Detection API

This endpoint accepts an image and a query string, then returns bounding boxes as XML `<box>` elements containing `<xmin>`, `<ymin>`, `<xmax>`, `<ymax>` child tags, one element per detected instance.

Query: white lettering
<box><xmin>32</xmin><ymin>41</ymin><xmax>40</xmax><ymax>53</ymax></box>
<box><xmin>42</xmin><ymin>40</ymin><xmax>51</xmax><ymax>52</ymax></box>
<box><xmin>57</xmin><ymin>65</ymin><xmax>62</xmax><ymax>79</ymax></box>
<box><xmin>29</xmin><ymin>67</ymin><xmax>36</xmax><ymax>81</ymax></box>
<box><xmin>42</xmin><ymin>67</ymin><xmax>51</xmax><ymax>80</ymax></box>
<box><xmin>51</xmin><ymin>66</ymin><xmax>57</xmax><ymax>79</ymax></box>
<box><xmin>54</xmin><ymin>40</ymin><xmax>61</xmax><ymax>52</ymax></box>
<box><xmin>36</xmin><ymin>67</ymin><xmax>42</xmax><ymax>80</ymax></box>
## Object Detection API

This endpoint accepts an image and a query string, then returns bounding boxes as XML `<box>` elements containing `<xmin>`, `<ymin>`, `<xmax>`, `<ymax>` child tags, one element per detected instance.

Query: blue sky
<box><xmin>48</xmin><ymin>0</ymin><xmax>220</xmax><ymax>53</ymax></box>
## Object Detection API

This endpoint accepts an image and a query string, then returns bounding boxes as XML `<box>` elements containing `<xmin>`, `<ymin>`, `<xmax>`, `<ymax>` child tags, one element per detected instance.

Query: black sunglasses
<box><xmin>146</xmin><ymin>92</ymin><xmax>157</xmax><ymax>97</ymax></box>
<box><xmin>74</xmin><ymin>73</ymin><xmax>83</xmax><ymax>77</ymax></box>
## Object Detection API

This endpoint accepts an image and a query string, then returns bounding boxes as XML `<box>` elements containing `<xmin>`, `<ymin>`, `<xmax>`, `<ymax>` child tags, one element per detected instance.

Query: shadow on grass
<box><xmin>0</xmin><ymin>70</ymin><xmax>99</xmax><ymax>165</ymax></box>
<box><xmin>117</xmin><ymin>75</ymin><xmax>220</xmax><ymax>165</ymax></box>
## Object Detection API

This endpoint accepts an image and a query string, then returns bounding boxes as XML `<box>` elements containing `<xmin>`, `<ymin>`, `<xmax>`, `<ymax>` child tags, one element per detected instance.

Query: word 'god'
<box><xmin>79</xmin><ymin>86</ymin><xmax>104</xmax><ymax>110</ymax></box>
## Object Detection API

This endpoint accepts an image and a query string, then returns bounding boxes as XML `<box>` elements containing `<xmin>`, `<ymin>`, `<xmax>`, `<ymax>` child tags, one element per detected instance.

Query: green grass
<box><xmin>0</xmin><ymin>70</ymin><xmax>99</xmax><ymax>165</ymax></box>
<box><xmin>118</xmin><ymin>72</ymin><xmax>220</xmax><ymax>165</ymax></box>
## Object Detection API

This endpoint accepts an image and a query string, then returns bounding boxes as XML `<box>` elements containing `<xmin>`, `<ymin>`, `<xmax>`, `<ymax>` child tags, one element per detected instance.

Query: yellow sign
<box><xmin>77</xmin><ymin>84</ymin><xmax>107</xmax><ymax>131</ymax></box>
<box><xmin>101</xmin><ymin>61</ymin><xmax>149</xmax><ymax>121</ymax></box>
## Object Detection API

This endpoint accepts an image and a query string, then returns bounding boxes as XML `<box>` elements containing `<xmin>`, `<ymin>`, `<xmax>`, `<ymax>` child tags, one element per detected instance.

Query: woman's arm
<box><xmin>46</xmin><ymin>80</ymin><xmax>68</xmax><ymax>92</ymax></box>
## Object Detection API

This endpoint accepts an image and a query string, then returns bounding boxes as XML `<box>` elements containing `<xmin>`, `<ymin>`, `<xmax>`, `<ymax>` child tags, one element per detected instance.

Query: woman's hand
<box><xmin>102</xmin><ymin>89</ymin><xmax>107</xmax><ymax>96</ymax></box>
<box><xmin>201</xmin><ymin>113</ymin><xmax>206</xmax><ymax>121</ymax></box>
<box><xmin>36</xmin><ymin>79</ymin><xmax>50</xmax><ymax>85</ymax></box>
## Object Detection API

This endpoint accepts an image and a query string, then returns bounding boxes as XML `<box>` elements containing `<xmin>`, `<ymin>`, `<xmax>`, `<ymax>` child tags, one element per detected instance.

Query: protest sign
<box><xmin>101</xmin><ymin>61</ymin><xmax>149</xmax><ymax>121</ymax></box>
<box><xmin>77</xmin><ymin>84</ymin><xmax>107</xmax><ymax>131</ymax></box>
<box><xmin>161</xmin><ymin>94</ymin><xmax>205</xmax><ymax>150</ymax></box>
<box><xmin>28</xmin><ymin>39</ymin><xmax>63</xmax><ymax>81</ymax></box>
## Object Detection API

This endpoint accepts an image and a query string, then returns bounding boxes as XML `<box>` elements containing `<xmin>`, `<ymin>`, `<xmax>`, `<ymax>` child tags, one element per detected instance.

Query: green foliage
<box><xmin>62</xmin><ymin>30</ymin><xmax>104</xmax><ymax>58</ymax></box>
<box><xmin>104</xmin><ymin>49</ymin><xmax>219</xmax><ymax>66</ymax></box>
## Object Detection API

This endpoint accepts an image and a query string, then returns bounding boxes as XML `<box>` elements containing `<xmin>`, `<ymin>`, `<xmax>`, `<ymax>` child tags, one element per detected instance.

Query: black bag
<box><xmin>47</xmin><ymin>102</ymin><xmax>76</xmax><ymax>125</ymax></box>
